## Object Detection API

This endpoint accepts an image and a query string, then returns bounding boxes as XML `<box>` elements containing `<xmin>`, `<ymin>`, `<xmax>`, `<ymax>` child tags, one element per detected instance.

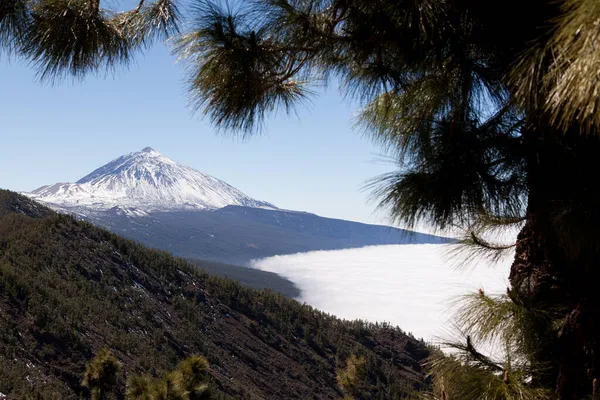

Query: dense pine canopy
<box><xmin>3</xmin><ymin>0</ymin><xmax>600</xmax><ymax>399</ymax></box>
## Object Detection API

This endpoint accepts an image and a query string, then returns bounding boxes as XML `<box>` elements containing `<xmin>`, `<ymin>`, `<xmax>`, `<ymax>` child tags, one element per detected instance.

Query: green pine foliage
<box><xmin>165</xmin><ymin>2</ymin><xmax>600</xmax><ymax>398</ymax></box>
<box><xmin>0</xmin><ymin>0</ymin><xmax>179</xmax><ymax>79</ymax></box>
<box><xmin>414</xmin><ymin>290</ymin><xmax>557</xmax><ymax>400</ymax></box>
<box><xmin>82</xmin><ymin>348</ymin><xmax>122</xmax><ymax>400</ymax></box>
<box><xmin>336</xmin><ymin>354</ymin><xmax>366</xmax><ymax>400</ymax></box>
<box><xmin>79</xmin><ymin>350</ymin><xmax>218</xmax><ymax>400</ymax></box>
<box><xmin>125</xmin><ymin>355</ymin><xmax>217</xmax><ymax>400</ymax></box>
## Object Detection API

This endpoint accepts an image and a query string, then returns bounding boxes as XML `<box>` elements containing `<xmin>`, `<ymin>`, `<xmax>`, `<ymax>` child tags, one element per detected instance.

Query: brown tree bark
<box><xmin>510</xmin><ymin>128</ymin><xmax>600</xmax><ymax>399</ymax></box>
<box><xmin>88</xmin><ymin>0</ymin><xmax>100</xmax><ymax>14</ymax></box>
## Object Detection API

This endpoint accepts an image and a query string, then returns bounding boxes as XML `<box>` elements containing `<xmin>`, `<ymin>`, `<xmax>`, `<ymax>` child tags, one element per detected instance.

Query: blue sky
<box><xmin>0</xmin><ymin>34</ymin><xmax>398</xmax><ymax>225</ymax></box>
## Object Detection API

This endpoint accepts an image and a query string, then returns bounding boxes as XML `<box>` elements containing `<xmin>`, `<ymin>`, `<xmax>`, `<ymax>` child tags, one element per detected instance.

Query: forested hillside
<box><xmin>0</xmin><ymin>190</ymin><xmax>428</xmax><ymax>399</ymax></box>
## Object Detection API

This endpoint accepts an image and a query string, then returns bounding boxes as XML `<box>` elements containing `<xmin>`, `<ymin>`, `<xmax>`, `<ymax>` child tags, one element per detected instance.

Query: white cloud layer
<box><xmin>251</xmin><ymin>244</ymin><xmax>513</xmax><ymax>342</ymax></box>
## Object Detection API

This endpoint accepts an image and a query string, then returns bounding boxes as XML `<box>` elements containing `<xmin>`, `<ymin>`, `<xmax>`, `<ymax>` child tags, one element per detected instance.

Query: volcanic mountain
<box><xmin>27</xmin><ymin>147</ymin><xmax>274</xmax><ymax>213</ymax></box>
<box><xmin>24</xmin><ymin>147</ymin><xmax>452</xmax><ymax>266</ymax></box>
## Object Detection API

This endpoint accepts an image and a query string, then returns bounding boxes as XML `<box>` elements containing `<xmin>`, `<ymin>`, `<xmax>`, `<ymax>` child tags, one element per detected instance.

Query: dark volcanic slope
<box><xmin>87</xmin><ymin>205</ymin><xmax>453</xmax><ymax>266</ymax></box>
<box><xmin>0</xmin><ymin>190</ymin><xmax>428</xmax><ymax>399</ymax></box>
<box><xmin>188</xmin><ymin>258</ymin><xmax>300</xmax><ymax>298</ymax></box>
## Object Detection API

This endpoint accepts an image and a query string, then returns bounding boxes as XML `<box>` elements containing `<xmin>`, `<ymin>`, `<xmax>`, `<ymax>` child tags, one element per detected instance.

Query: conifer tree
<box><xmin>82</xmin><ymin>348</ymin><xmax>121</xmax><ymax>400</ymax></box>
<box><xmin>125</xmin><ymin>355</ymin><xmax>215</xmax><ymax>400</ymax></box>
<box><xmin>336</xmin><ymin>354</ymin><xmax>366</xmax><ymax>399</ymax></box>
<box><xmin>169</xmin><ymin>2</ymin><xmax>600</xmax><ymax>398</ymax></box>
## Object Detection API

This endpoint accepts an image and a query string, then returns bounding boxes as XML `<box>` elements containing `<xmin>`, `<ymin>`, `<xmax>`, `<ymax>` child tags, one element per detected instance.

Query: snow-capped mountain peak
<box><xmin>26</xmin><ymin>147</ymin><xmax>275</xmax><ymax>212</ymax></box>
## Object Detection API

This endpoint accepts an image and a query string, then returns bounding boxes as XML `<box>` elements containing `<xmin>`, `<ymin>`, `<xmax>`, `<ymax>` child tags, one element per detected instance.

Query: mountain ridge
<box><xmin>82</xmin><ymin>205</ymin><xmax>452</xmax><ymax>266</ymax></box>
<box><xmin>26</xmin><ymin>147</ymin><xmax>274</xmax><ymax>212</ymax></box>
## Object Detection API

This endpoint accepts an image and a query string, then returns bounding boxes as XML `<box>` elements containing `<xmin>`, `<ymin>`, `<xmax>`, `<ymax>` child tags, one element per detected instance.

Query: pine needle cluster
<box><xmin>336</xmin><ymin>354</ymin><xmax>367</xmax><ymax>399</ymax></box>
<box><xmin>126</xmin><ymin>355</ymin><xmax>215</xmax><ymax>400</ymax></box>
<box><xmin>82</xmin><ymin>348</ymin><xmax>122</xmax><ymax>400</ymax></box>
<box><xmin>83</xmin><ymin>350</ymin><xmax>216</xmax><ymax>400</ymax></box>
<box><xmin>0</xmin><ymin>0</ymin><xmax>179</xmax><ymax>79</ymax></box>
<box><xmin>416</xmin><ymin>289</ymin><xmax>561</xmax><ymax>400</ymax></box>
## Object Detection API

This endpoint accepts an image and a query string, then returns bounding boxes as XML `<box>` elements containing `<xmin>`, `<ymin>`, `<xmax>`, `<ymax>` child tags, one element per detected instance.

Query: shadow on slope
<box><xmin>187</xmin><ymin>258</ymin><xmax>300</xmax><ymax>298</ymax></box>
<box><xmin>91</xmin><ymin>205</ymin><xmax>454</xmax><ymax>266</ymax></box>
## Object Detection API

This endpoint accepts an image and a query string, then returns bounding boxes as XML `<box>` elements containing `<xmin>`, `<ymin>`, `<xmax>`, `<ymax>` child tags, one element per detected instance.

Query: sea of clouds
<box><xmin>251</xmin><ymin>244</ymin><xmax>513</xmax><ymax>342</ymax></box>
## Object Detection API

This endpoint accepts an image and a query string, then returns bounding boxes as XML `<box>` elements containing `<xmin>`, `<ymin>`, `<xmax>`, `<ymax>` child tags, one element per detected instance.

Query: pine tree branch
<box><xmin>134</xmin><ymin>0</ymin><xmax>146</xmax><ymax>13</ymax></box>
<box><xmin>469</xmin><ymin>231</ymin><xmax>516</xmax><ymax>251</ymax></box>
<box><xmin>464</xmin><ymin>336</ymin><xmax>504</xmax><ymax>372</ymax></box>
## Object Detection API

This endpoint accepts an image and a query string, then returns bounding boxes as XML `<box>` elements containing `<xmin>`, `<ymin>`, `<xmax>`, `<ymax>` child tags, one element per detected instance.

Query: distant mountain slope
<box><xmin>84</xmin><ymin>205</ymin><xmax>453</xmax><ymax>265</ymax></box>
<box><xmin>26</xmin><ymin>147</ymin><xmax>274</xmax><ymax>211</ymax></box>
<box><xmin>0</xmin><ymin>190</ymin><xmax>428</xmax><ymax>399</ymax></box>
<box><xmin>188</xmin><ymin>258</ymin><xmax>300</xmax><ymax>298</ymax></box>
<box><xmin>23</xmin><ymin>147</ymin><xmax>453</xmax><ymax>266</ymax></box>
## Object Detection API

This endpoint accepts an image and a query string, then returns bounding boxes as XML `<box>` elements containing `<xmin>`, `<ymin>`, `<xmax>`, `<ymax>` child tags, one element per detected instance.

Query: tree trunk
<box><xmin>88</xmin><ymin>0</ymin><xmax>100</xmax><ymax>14</ymax></box>
<box><xmin>510</xmin><ymin>223</ymin><xmax>589</xmax><ymax>398</ymax></box>
<box><xmin>510</xmin><ymin>128</ymin><xmax>600</xmax><ymax>399</ymax></box>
